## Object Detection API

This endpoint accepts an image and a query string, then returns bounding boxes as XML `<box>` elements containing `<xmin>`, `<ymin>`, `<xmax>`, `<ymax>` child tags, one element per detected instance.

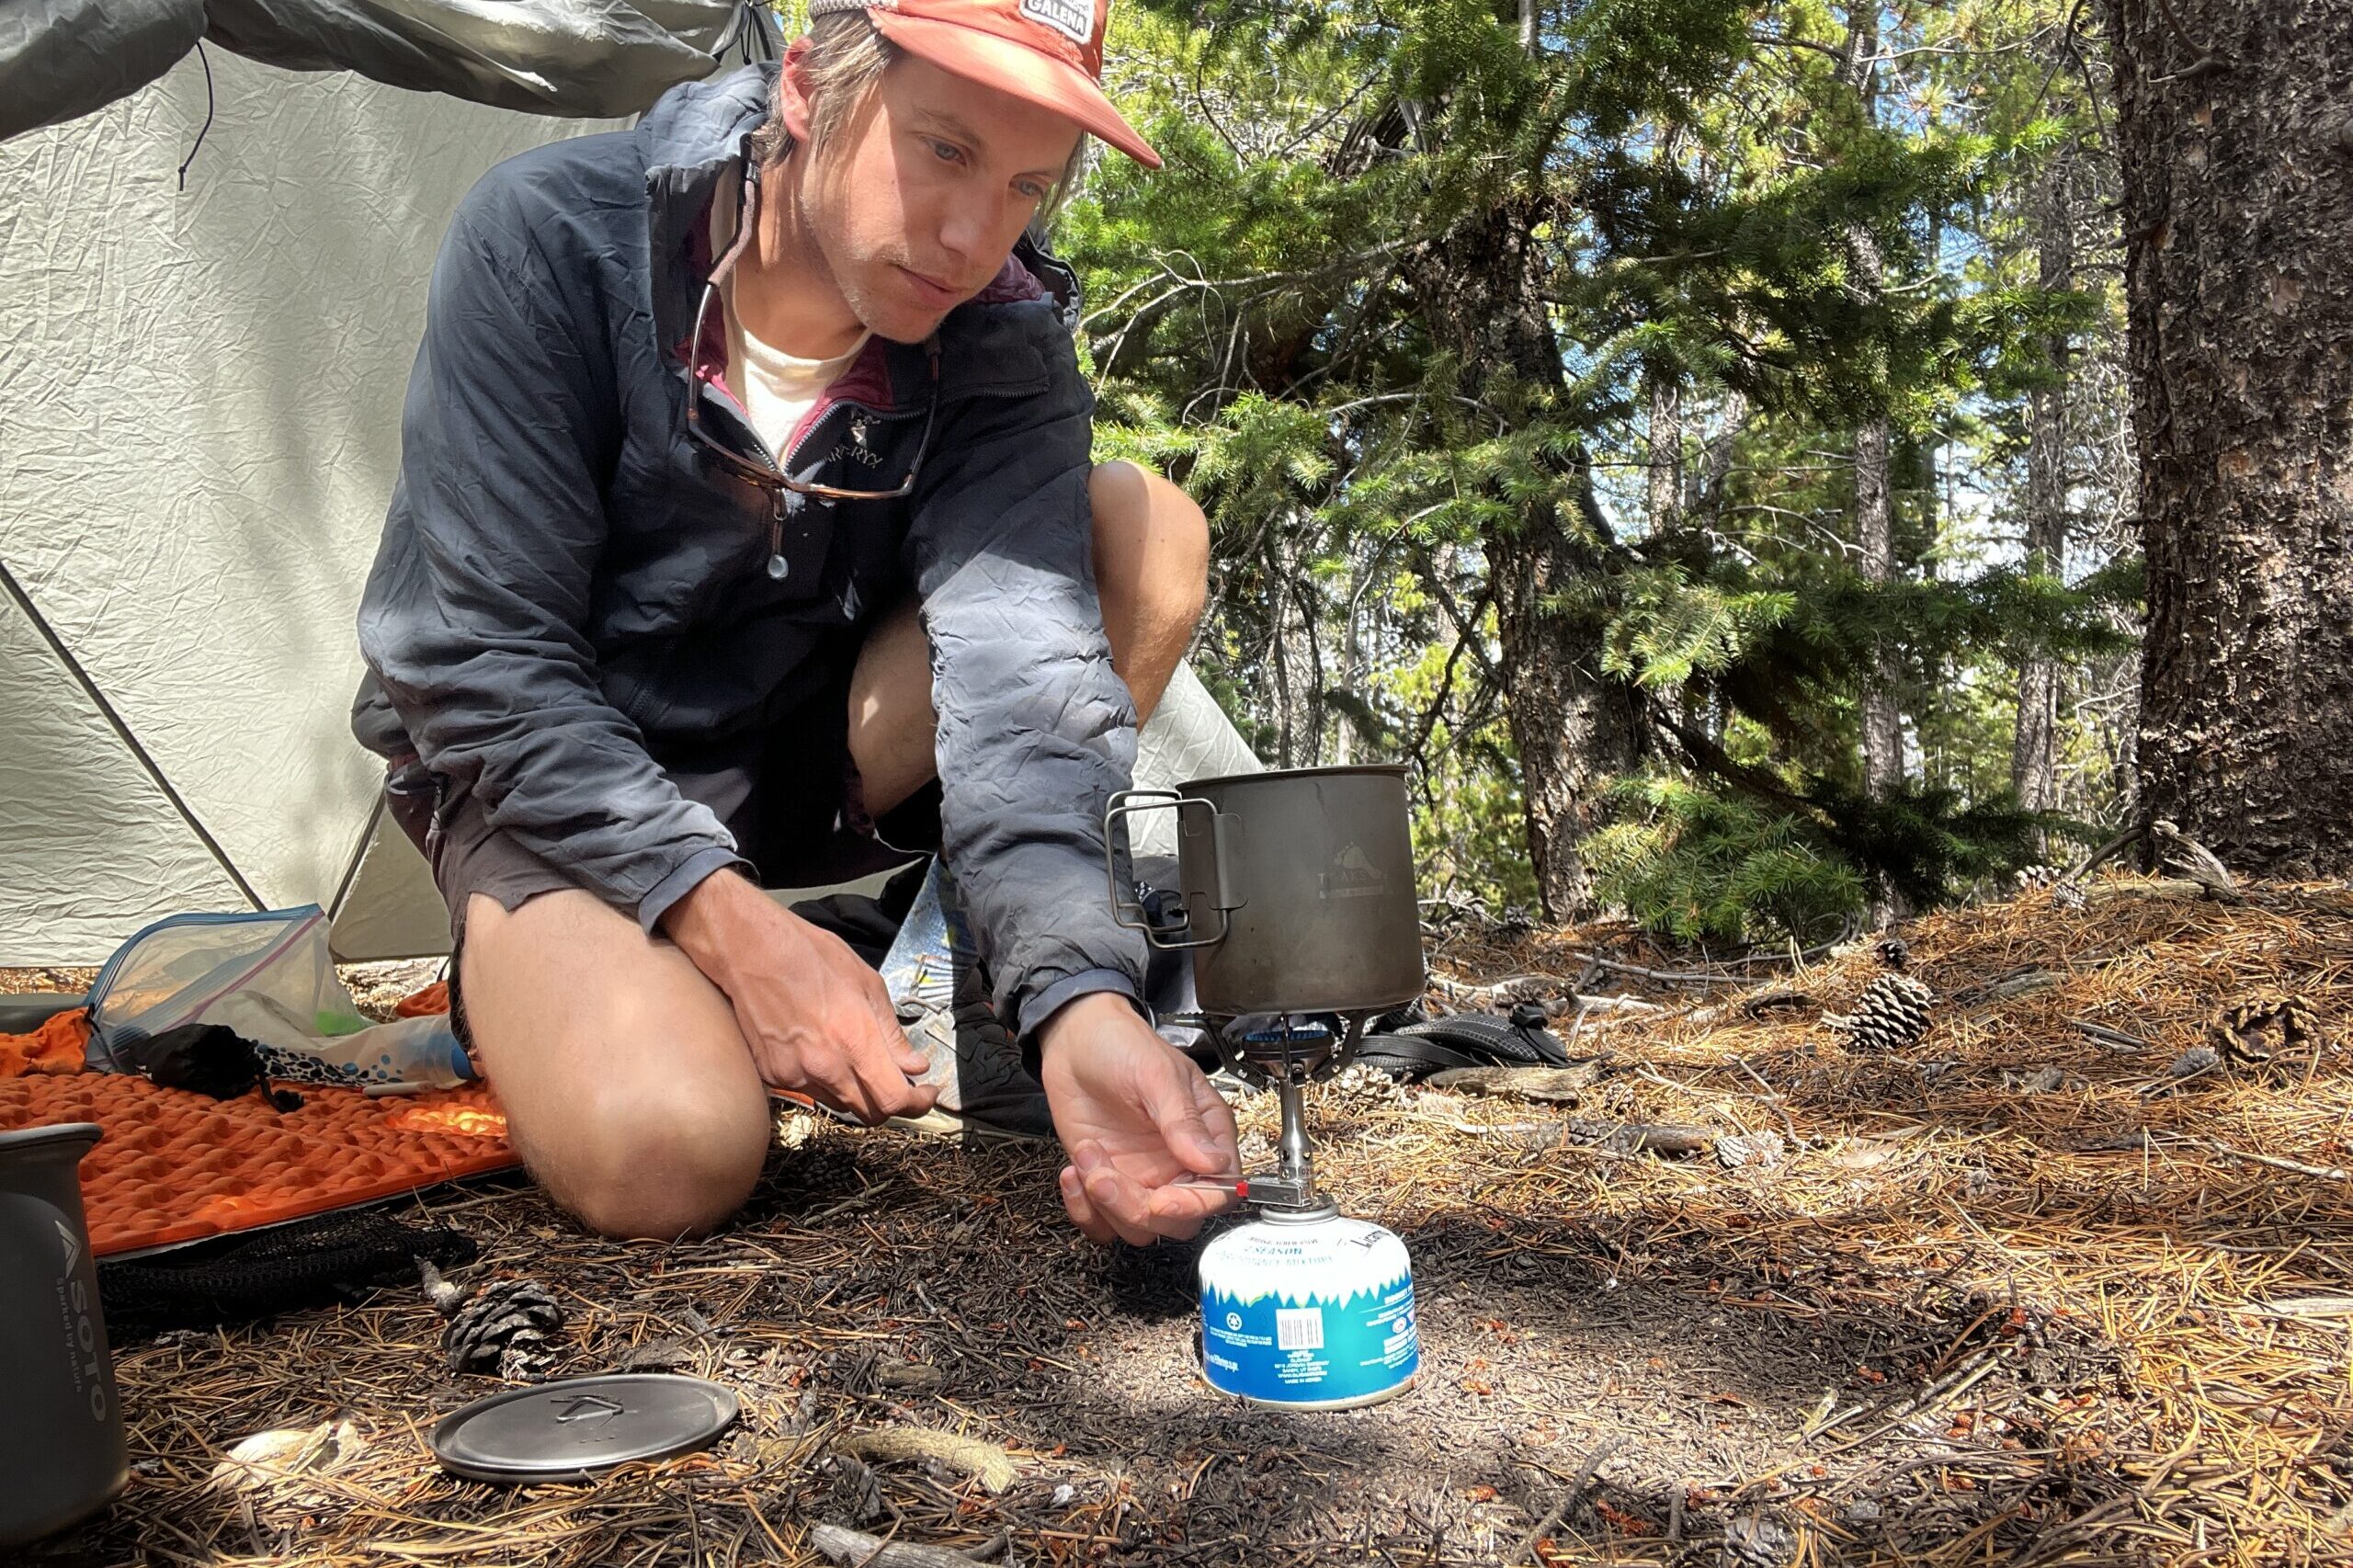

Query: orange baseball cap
<box><xmin>806</xmin><ymin>0</ymin><xmax>1161</xmax><ymax>168</ymax></box>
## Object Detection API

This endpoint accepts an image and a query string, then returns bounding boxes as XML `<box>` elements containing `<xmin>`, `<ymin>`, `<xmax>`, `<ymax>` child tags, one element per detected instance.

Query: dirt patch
<box><xmin>24</xmin><ymin>882</ymin><xmax>2353</xmax><ymax>1565</ymax></box>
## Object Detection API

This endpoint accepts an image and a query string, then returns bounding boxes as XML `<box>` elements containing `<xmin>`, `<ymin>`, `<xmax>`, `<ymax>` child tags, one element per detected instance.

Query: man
<box><xmin>352</xmin><ymin>0</ymin><xmax>1238</xmax><ymax>1246</ymax></box>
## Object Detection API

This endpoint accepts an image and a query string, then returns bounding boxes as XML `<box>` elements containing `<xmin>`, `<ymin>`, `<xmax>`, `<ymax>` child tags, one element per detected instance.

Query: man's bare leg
<box><xmin>848</xmin><ymin>460</ymin><xmax>1211</xmax><ymax>812</ymax></box>
<box><xmin>458</xmin><ymin>890</ymin><xmax>773</xmax><ymax>1240</ymax></box>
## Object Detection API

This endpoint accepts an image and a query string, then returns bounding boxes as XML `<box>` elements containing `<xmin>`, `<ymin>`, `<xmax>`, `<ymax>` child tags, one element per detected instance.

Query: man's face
<box><xmin>795</xmin><ymin>54</ymin><xmax>1083</xmax><ymax>344</ymax></box>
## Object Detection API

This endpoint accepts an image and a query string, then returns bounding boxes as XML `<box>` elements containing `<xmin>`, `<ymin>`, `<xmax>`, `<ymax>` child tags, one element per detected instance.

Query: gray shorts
<box><xmin>382</xmin><ymin>705</ymin><xmax>939</xmax><ymax>1045</ymax></box>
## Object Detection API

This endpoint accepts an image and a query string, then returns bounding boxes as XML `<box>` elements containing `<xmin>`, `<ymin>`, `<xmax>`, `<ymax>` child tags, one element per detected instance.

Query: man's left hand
<box><xmin>1038</xmin><ymin>994</ymin><xmax>1240</xmax><ymax>1245</ymax></box>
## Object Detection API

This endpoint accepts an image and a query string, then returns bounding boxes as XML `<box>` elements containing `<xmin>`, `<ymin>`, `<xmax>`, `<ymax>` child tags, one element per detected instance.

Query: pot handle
<box><xmin>1105</xmin><ymin>790</ymin><xmax>1234</xmax><ymax>950</ymax></box>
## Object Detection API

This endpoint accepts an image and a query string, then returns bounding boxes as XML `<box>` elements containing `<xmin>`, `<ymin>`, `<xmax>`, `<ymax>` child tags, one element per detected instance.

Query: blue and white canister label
<box><xmin>1199</xmin><ymin>1214</ymin><xmax>1418</xmax><ymax>1405</ymax></box>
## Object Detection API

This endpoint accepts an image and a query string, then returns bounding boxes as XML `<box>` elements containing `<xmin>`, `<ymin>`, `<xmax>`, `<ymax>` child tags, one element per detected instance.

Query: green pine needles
<box><xmin>1063</xmin><ymin>0</ymin><xmax>2132</xmax><ymax>940</ymax></box>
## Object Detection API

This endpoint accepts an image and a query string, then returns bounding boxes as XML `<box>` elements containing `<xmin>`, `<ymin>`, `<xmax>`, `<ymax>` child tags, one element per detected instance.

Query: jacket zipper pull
<box><xmin>767</xmin><ymin>492</ymin><xmax>789</xmax><ymax>581</ymax></box>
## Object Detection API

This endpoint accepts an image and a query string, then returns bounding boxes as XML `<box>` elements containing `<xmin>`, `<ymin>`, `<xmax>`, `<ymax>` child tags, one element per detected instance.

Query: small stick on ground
<box><xmin>2066</xmin><ymin>1017</ymin><xmax>2154</xmax><ymax>1051</ymax></box>
<box><xmin>811</xmin><ymin>1522</ymin><xmax>989</xmax><ymax>1567</ymax></box>
<box><xmin>834</xmin><ymin>1426</ymin><xmax>1017</xmax><ymax>1494</ymax></box>
<box><xmin>1736</xmin><ymin>1056</ymin><xmax>1803</xmax><ymax>1144</ymax></box>
<box><xmin>2160</xmin><ymin>1134</ymin><xmax>2352</xmax><ymax>1183</ymax></box>
<box><xmin>1505</xmin><ymin>1436</ymin><xmax>1622</xmax><ymax>1567</ymax></box>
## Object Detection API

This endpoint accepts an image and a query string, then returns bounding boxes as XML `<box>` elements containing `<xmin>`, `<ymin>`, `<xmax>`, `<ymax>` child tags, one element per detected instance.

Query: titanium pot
<box><xmin>1107</xmin><ymin>765</ymin><xmax>1425</xmax><ymax>1017</ymax></box>
<box><xmin>0</xmin><ymin>1123</ymin><xmax>128</xmax><ymax>1547</ymax></box>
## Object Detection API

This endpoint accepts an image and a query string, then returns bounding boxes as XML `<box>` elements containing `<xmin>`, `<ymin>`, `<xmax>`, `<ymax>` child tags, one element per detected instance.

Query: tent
<box><xmin>0</xmin><ymin>13</ymin><xmax>1257</xmax><ymax>967</ymax></box>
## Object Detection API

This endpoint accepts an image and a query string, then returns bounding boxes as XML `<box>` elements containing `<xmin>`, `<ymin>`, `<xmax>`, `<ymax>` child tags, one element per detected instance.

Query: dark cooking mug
<box><xmin>1106</xmin><ymin>764</ymin><xmax>1426</xmax><ymax>1017</ymax></box>
<box><xmin>0</xmin><ymin>1123</ymin><xmax>128</xmax><ymax>1546</ymax></box>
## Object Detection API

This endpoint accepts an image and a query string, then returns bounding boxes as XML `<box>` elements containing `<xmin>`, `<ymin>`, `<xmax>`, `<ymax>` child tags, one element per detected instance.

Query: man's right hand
<box><xmin>665</xmin><ymin>869</ymin><xmax>938</xmax><ymax>1124</ymax></box>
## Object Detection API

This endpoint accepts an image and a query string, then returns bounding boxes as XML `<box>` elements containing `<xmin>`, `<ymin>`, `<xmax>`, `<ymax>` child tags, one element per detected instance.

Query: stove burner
<box><xmin>1162</xmin><ymin>1013</ymin><xmax>1379</xmax><ymax>1212</ymax></box>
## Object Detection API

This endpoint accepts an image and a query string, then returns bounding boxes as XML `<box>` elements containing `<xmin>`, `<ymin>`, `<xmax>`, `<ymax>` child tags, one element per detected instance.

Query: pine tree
<box><xmin>2105</xmin><ymin>0</ymin><xmax>2353</xmax><ymax>875</ymax></box>
<box><xmin>1074</xmin><ymin>0</ymin><xmax>2141</xmax><ymax>939</ymax></box>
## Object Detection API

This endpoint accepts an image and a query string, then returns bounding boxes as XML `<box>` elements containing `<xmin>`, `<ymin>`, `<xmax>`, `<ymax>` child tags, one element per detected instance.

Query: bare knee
<box><xmin>457</xmin><ymin>892</ymin><xmax>773</xmax><ymax>1241</ymax></box>
<box><xmin>555</xmin><ymin>1070</ymin><xmax>772</xmax><ymax>1240</ymax></box>
<box><xmin>1089</xmin><ymin>460</ymin><xmax>1209</xmax><ymax>719</ymax></box>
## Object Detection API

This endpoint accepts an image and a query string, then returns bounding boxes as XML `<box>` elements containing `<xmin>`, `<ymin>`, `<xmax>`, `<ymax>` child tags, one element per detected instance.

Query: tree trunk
<box><xmin>1647</xmin><ymin>369</ymin><xmax>1683</xmax><ymax>530</ymax></box>
<box><xmin>2013</xmin><ymin>155</ymin><xmax>2075</xmax><ymax>840</ymax></box>
<box><xmin>1488</xmin><ymin>515</ymin><xmax>1645</xmax><ymax>918</ymax></box>
<box><xmin>1854</xmin><ymin>415</ymin><xmax>1904</xmax><ymax>801</ymax></box>
<box><xmin>2107</xmin><ymin>0</ymin><xmax>2353</xmax><ymax>875</ymax></box>
<box><xmin>1404</xmin><ymin>196</ymin><xmax>1643</xmax><ymax>917</ymax></box>
<box><xmin>1844</xmin><ymin>4</ymin><xmax>1906</xmax><ymax>925</ymax></box>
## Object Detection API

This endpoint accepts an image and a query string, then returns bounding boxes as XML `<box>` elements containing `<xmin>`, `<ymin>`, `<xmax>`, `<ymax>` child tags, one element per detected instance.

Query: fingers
<box><xmin>861</xmin><ymin>968</ymin><xmax>931</xmax><ymax>1078</ymax></box>
<box><xmin>1070</xmin><ymin>1142</ymin><xmax>1160</xmax><ymax>1246</ymax></box>
<box><xmin>1142</xmin><ymin>1052</ymin><xmax>1236</xmax><ymax>1176</ymax></box>
<box><xmin>1188</xmin><ymin>1068</ymin><xmax>1242</xmax><ymax>1168</ymax></box>
<box><xmin>1059</xmin><ymin>1163</ymin><xmax>1116</xmax><ymax>1244</ymax></box>
<box><xmin>816</xmin><ymin>1015</ymin><xmax>937</xmax><ymax>1125</ymax></box>
<box><xmin>1069</xmin><ymin>1142</ymin><xmax>1228</xmax><ymax>1246</ymax></box>
<box><xmin>852</xmin><ymin>1019</ymin><xmax>938</xmax><ymax>1122</ymax></box>
<box><xmin>810</xmin><ymin>937</ymin><xmax>935</xmax><ymax>1123</ymax></box>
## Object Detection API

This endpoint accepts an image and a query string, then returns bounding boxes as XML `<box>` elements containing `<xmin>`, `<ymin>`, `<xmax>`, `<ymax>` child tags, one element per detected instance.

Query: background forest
<box><xmin>1058</xmin><ymin>0</ymin><xmax>2139</xmax><ymax>945</ymax></box>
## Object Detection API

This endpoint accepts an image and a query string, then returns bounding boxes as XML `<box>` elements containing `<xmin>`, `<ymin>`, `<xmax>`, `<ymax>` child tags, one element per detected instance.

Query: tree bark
<box><xmin>1647</xmin><ymin>369</ymin><xmax>1683</xmax><ymax>530</ymax></box>
<box><xmin>1854</xmin><ymin>414</ymin><xmax>1904</xmax><ymax>802</ymax></box>
<box><xmin>2013</xmin><ymin>154</ymin><xmax>2075</xmax><ymax>840</ymax></box>
<box><xmin>2107</xmin><ymin>0</ymin><xmax>2353</xmax><ymax>875</ymax></box>
<box><xmin>1404</xmin><ymin>196</ymin><xmax>1643</xmax><ymax>917</ymax></box>
<box><xmin>1844</xmin><ymin>5</ymin><xmax>1905</xmax><ymax>923</ymax></box>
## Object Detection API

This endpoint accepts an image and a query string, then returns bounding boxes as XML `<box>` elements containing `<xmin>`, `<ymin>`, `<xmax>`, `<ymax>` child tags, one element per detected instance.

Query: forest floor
<box><xmin>24</xmin><ymin>878</ymin><xmax>2353</xmax><ymax>1567</ymax></box>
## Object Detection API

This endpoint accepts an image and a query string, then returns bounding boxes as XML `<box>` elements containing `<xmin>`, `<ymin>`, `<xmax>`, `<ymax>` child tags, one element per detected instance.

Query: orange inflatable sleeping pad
<box><xmin>0</xmin><ymin>1070</ymin><xmax>517</xmax><ymax>1256</ymax></box>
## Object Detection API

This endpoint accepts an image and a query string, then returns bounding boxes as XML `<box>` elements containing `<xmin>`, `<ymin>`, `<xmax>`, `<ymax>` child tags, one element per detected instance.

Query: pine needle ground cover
<box><xmin>23</xmin><ymin>884</ymin><xmax>2353</xmax><ymax>1567</ymax></box>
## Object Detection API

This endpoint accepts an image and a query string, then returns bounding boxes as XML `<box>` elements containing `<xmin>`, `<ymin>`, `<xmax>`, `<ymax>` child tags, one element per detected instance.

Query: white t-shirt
<box><xmin>711</xmin><ymin>181</ymin><xmax>869</xmax><ymax>461</ymax></box>
<box><xmin>723</xmin><ymin>272</ymin><xmax>869</xmax><ymax>461</ymax></box>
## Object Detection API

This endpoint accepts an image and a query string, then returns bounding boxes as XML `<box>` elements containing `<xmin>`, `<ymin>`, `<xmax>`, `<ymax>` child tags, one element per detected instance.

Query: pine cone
<box><xmin>1715</xmin><ymin>1131</ymin><xmax>1787</xmax><ymax>1170</ymax></box>
<box><xmin>2167</xmin><ymin>1044</ymin><xmax>2222</xmax><ymax>1081</ymax></box>
<box><xmin>1325</xmin><ymin>1060</ymin><xmax>1402</xmax><ymax>1107</ymax></box>
<box><xmin>1873</xmin><ymin>937</ymin><xmax>1911</xmax><ymax>971</ymax></box>
<box><xmin>1824</xmin><ymin>973</ymin><xmax>1936</xmax><ymax>1052</ymax></box>
<box><xmin>431</xmin><ymin>1272</ymin><xmax>565</xmax><ymax>1377</ymax></box>
<box><xmin>2211</xmin><ymin>994</ymin><xmax>2324</xmax><ymax>1065</ymax></box>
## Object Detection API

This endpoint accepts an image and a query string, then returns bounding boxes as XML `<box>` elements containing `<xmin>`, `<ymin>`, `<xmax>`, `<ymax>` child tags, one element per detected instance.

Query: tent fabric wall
<box><xmin>0</xmin><ymin>47</ymin><xmax>622</xmax><ymax>966</ymax></box>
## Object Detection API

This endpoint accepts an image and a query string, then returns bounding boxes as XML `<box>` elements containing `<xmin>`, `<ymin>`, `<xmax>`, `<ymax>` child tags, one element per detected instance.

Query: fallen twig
<box><xmin>2067</xmin><ymin>1017</ymin><xmax>2154</xmax><ymax>1051</ymax></box>
<box><xmin>1735</xmin><ymin>1058</ymin><xmax>1804</xmax><ymax>1144</ymax></box>
<box><xmin>2156</xmin><ymin>1133</ymin><xmax>2351</xmax><ymax>1183</ymax></box>
<box><xmin>833</xmin><ymin>1427</ymin><xmax>1017</xmax><ymax>1494</ymax></box>
<box><xmin>811</xmin><ymin>1523</ymin><xmax>990</xmax><ymax>1567</ymax></box>
<box><xmin>1813</xmin><ymin>1347</ymin><xmax>2006</xmax><ymax>1458</ymax></box>
<box><xmin>1506</xmin><ymin>1437</ymin><xmax>1622</xmax><ymax>1567</ymax></box>
<box><xmin>1425</xmin><ymin>1062</ymin><xmax>1603</xmax><ymax>1103</ymax></box>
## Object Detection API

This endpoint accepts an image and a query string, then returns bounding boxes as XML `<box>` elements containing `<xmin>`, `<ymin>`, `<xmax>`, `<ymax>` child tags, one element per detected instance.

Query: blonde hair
<box><xmin>753</xmin><ymin>9</ymin><xmax>1090</xmax><ymax>229</ymax></box>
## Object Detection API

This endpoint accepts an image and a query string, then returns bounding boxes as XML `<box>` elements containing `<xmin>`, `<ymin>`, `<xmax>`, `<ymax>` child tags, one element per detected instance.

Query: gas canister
<box><xmin>1198</xmin><ymin>1202</ymin><xmax>1418</xmax><ymax>1409</ymax></box>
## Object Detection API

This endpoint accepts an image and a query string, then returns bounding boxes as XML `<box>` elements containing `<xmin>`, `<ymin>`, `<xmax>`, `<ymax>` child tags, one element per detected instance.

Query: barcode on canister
<box><xmin>1275</xmin><ymin>1307</ymin><xmax>1325</xmax><ymax>1350</ymax></box>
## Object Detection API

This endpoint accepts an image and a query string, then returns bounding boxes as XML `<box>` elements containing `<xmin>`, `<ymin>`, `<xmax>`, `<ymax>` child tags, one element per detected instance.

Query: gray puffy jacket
<box><xmin>352</xmin><ymin>64</ymin><xmax>1145</xmax><ymax>1033</ymax></box>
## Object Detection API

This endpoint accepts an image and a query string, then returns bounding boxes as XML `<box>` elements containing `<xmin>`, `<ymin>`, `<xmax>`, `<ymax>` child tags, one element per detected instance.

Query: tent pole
<box><xmin>324</xmin><ymin>788</ymin><xmax>385</xmax><ymax>926</ymax></box>
<box><xmin>0</xmin><ymin>557</ymin><xmax>267</xmax><ymax>913</ymax></box>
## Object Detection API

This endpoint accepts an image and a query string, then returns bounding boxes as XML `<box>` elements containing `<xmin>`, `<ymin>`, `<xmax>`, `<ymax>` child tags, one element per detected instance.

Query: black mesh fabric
<box><xmin>98</xmin><ymin>1210</ymin><xmax>478</xmax><ymax>1329</ymax></box>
